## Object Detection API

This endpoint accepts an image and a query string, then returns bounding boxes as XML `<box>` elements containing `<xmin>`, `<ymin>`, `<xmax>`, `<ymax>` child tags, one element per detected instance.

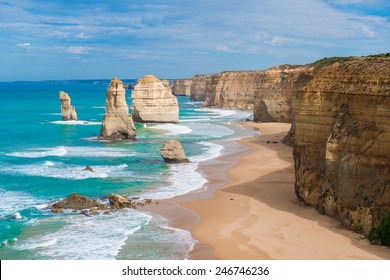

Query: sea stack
<box><xmin>131</xmin><ymin>75</ymin><xmax>179</xmax><ymax>123</ymax></box>
<box><xmin>100</xmin><ymin>77</ymin><xmax>136</xmax><ymax>140</ymax></box>
<box><xmin>59</xmin><ymin>91</ymin><xmax>77</xmax><ymax>121</ymax></box>
<box><xmin>160</xmin><ymin>139</ymin><xmax>190</xmax><ymax>163</ymax></box>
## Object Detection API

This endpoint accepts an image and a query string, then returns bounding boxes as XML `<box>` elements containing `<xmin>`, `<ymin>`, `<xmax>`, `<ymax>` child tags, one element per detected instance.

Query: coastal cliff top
<box><xmin>300</xmin><ymin>54</ymin><xmax>390</xmax><ymax>96</ymax></box>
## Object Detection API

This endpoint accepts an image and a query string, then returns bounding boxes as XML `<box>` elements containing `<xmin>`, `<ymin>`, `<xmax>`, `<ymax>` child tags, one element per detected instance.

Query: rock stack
<box><xmin>131</xmin><ymin>75</ymin><xmax>179</xmax><ymax>123</ymax></box>
<box><xmin>160</xmin><ymin>139</ymin><xmax>190</xmax><ymax>163</ymax></box>
<box><xmin>100</xmin><ymin>77</ymin><xmax>136</xmax><ymax>140</ymax></box>
<box><xmin>59</xmin><ymin>91</ymin><xmax>77</xmax><ymax>121</ymax></box>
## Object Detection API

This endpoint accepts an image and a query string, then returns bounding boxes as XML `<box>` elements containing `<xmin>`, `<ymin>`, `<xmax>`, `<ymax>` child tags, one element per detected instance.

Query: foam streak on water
<box><xmin>149</xmin><ymin>123</ymin><xmax>192</xmax><ymax>135</ymax></box>
<box><xmin>7</xmin><ymin>146</ymin><xmax>135</xmax><ymax>158</ymax></box>
<box><xmin>0</xmin><ymin>188</ymin><xmax>43</xmax><ymax>218</ymax></box>
<box><xmin>14</xmin><ymin>210</ymin><xmax>151</xmax><ymax>259</ymax></box>
<box><xmin>50</xmin><ymin>120</ymin><xmax>101</xmax><ymax>125</ymax></box>
<box><xmin>1</xmin><ymin>162</ymin><xmax>129</xmax><ymax>180</ymax></box>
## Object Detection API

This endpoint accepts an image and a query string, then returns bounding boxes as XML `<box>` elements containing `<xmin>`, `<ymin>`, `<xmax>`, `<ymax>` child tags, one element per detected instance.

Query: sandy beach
<box><xmin>143</xmin><ymin>122</ymin><xmax>390</xmax><ymax>259</ymax></box>
<box><xmin>182</xmin><ymin>122</ymin><xmax>390</xmax><ymax>259</ymax></box>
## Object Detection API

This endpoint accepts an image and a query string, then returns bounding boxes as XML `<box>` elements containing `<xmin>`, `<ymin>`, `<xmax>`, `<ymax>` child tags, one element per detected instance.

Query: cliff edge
<box><xmin>293</xmin><ymin>55</ymin><xmax>390</xmax><ymax>235</ymax></box>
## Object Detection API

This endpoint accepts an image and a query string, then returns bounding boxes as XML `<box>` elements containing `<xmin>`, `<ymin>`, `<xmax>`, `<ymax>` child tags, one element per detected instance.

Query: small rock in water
<box><xmin>10</xmin><ymin>212</ymin><xmax>22</xmax><ymax>220</ymax></box>
<box><xmin>83</xmin><ymin>165</ymin><xmax>94</xmax><ymax>172</ymax></box>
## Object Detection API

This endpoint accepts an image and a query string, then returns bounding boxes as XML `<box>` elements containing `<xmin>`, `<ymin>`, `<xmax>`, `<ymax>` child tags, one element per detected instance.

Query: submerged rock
<box><xmin>51</xmin><ymin>193</ymin><xmax>108</xmax><ymax>211</ymax></box>
<box><xmin>59</xmin><ymin>91</ymin><xmax>78</xmax><ymax>121</ymax></box>
<box><xmin>82</xmin><ymin>165</ymin><xmax>94</xmax><ymax>172</ymax></box>
<box><xmin>100</xmin><ymin>77</ymin><xmax>136</xmax><ymax>140</ymax></box>
<box><xmin>160</xmin><ymin>139</ymin><xmax>190</xmax><ymax>163</ymax></box>
<box><xmin>131</xmin><ymin>75</ymin><xmax>179</xmax><ymax>123</ymax></box>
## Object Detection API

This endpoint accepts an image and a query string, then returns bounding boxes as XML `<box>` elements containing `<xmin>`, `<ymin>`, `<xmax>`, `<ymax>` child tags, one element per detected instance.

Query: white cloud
<box><xmin>65</xmin><ymin>46</ymin><xmax>89</xmax><ymax>54</ymax></box>
<box><xmin>17</xmin><ymin>43</ymin><xmax>31</xmax><ymax>47</ymax></box>
<box><xmin>362</xmin><ymin>26</ymin><xmax>377</xmax><ymax>37</ymax></box>
<box><xmin>76</xmin><ymin>32</ymin><xmax>87</xmax><ymax>39</ymax></box>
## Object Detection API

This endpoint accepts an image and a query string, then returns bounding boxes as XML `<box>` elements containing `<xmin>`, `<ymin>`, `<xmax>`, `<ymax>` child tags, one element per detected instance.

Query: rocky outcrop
<box><xmin>131</xmin><ymin>75</ymin><xmax>179</xmax><ymax>123</ymax></box>
<box><xmin>186</xmin><ymin>67</ymin><xmax>314</xmax><ymax>116</ymax></box>
<box><xmin>100</xmin><ymin>77</ymin><xmax>136</xmax><ymax>140</ymax></box>
<box><xmin>160</xmin><ymin>139</ymin><xmax>190</xmax><ymax>163</ymax></box>
<box><xmin>293</xmin><ymin>55</ymin><xmax>390</xmax><ymax>235</ymax></box>
<box><xmin>202</xmin><ymin>71</ymin><xmax>263</xmax><ymax>110</ymax></box>
<box><xmin>59</xmin><ymin>91</ymin><xmax>77</xmax><ymax>121</ymax></box>
<box><xmin>190</xmin><ymin>74</ymin><xmax>212</xmax><ymax>101</ymax></box>
<box><xmin>172</xmin><ymin>79</ymin><xmax>192</xmax><ymax>96</ymax></box>
<box><xmin>109</xmin><ymin>193</ymin><xmax>133</xmax><ymax>209</ymax></box>
<box><xmin>253</xmin><ymin>65</ymin><xmax>315</xmax><ymax>122</ymax></box>
<box><xmin>51</xmin><ymin>193</ymin><xmax>108</xmax><ymax>211</ymax></box>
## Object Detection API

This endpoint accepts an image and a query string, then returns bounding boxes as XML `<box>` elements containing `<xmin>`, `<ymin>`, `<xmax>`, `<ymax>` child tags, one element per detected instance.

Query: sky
<box><xmin>0</xmin><ymin>0</ymin><xmax>389</xmax><ymax>81</ymax></box>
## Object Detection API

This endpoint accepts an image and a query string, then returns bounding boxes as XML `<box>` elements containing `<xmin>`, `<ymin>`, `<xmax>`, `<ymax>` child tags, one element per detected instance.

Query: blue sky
<box><xmin>1</xmin><ymin>0</ymin><xmax>389</xmax><ymax>81</ymax></box>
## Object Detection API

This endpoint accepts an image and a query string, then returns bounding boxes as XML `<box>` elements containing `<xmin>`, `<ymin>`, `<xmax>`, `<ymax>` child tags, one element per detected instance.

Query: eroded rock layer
<box><xmin>203</xmin><ymin>71</ymin><xmax>263</xmax><ymax>110</ymax></box>
<box><xmin>190</xmin><ymin>74</ymin><xmax>212</xmax><ymax>101</ymax></box>
<box><xmin>59</xmin><ymin>91</ymin><xmax>77</xmax><ymax>121</ymax></box>
<box><xmin>131</xmin><ymin>75</ymin><xmax>179</xmax><ymax>123</ymax></box>
<box><xmin>253</xmin><ymin>65</ymin><xmax>314</xmax><ymax>122</ymax></box>
<box><xmin>100</xmin><ymin>77</ymin><xmax>136</xmax><ymax>140</ymax></box>
<box><xmin>293</xmin><ymin>55</ymin><xmax>390</xmax><ymax>235</ymax></box>
<box><xmin>172</xmin><ymin>79</ymin><xmax>192</xmax><ymax>96</ymax></box>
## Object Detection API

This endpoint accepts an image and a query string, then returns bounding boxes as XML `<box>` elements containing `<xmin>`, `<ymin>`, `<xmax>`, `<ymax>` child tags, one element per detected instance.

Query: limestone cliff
<box><xmin>59</xmin><ymin>91</ymin><xmax>77</xmax><ymax>121</ymax></box>
<box><xmin>187</xmin><ymin>67</ymin><xmax>314</xmax><ymax>116</ymax></box>
<box><xmin>100</xmin><ymin>77</ymin><xmax>136</xmax><ymax>140</ymax></box>
<box><xmin>190</xmin><ymin>74</ymin><xmax>212</xmax><ymax>101</ymax></box>
<box><xmin>131</xmin><ymin>75</ymin><xmax>179</xmax><ymax>123</ymax></box>
<box><xmin>203</xmin><ymin>71</ymin><xmax>263</xmax><ymax>110</ymax></box>
<box><xmin>172</xmin><ymin>79</ymin><xmax>192</xmax><ymax>96</ymax></box>
<box><xmin>293</xmin><ymin>55</ymin><xmax>390</xmax><ymax>235</ymax></box>
<box><xmin>253</xmin><ymin>65</ymin><xmax>315</xmax><ymax>122</ymax></box>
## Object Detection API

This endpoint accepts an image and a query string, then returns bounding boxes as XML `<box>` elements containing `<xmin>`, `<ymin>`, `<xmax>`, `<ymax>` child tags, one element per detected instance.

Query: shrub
<box><xmin>368</xmin><ymin>213</ymin><xmax>390</xmax><ymax>246</ymax></box>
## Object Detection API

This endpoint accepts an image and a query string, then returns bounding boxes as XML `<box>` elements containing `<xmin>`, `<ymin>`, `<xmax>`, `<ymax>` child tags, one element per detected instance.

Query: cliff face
<box><xmin>253</xmin><ymin>65</ymin><xmax>314</xmax><ymax>122</ymax></box>
<box><xmin>190</xmin><ymin>74</ymin><xmax>212</xmax><ymax>101</ymax></box>
<box><xmin>131</xmin><ymin>75</ymin><xmax>179</xmax><ymax>123</ymax></box>
<box><xmin>186</xmin><ymin>66</ymin><xmax>314</xmax><ymax>116</ymax></box>
<box><xmin>59</xmin><ymin>91</ymin><xmax>77</xmax><ymax>121</ymax></box>
<box><xmin>293</xmin><ymin>56</ymin><xmax>390</xmax><ymax>235</ymax></box>
<box><xmin>100</xmin><ymin>77</ymin><xmax>136</xmax><ymax>140</ymax></box>
<box><xmin>203</xmin><ymin>71</ymin><xmax>263</xmax><ymax>110</ymax></box>
<box><xmin>172</xmin><ymin>79</ymin><xmax>192</xmax><ymax>96</ymax></box>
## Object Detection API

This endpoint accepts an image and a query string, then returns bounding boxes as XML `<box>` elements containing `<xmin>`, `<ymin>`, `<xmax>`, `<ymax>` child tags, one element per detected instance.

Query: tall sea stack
<box><xmin>131</xmin><ymin>75</ymin><xmax>179</xmax><ymax>123</ymax></box>
<box><xmin>100</xmin><ymin>77</ymin><xmax>136</xmax><ymax>140</ymax></box>
<box><xmin>59</xmin><ymin>91</ymin><xmax>77</xmax><ymax>121</ymax></box>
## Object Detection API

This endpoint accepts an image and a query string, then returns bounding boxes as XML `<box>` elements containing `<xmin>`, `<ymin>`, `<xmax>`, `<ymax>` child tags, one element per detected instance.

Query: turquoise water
<box><xmin>0</xmin><ymin>81</ymin><xmax>254</xmax><ymax>259</ymax></box>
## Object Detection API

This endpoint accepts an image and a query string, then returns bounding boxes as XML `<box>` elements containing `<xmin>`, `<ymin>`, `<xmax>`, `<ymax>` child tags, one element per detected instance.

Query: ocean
<box><xmin>0</xmin><ymin>80</ymin><xmax>255</xmax><ymax>260</ymax></box>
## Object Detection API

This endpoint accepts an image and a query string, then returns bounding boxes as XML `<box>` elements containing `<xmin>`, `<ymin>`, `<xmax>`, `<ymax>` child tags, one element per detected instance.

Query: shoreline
<box><xmin>143</xmin><ymin>122</ymin><xmax>390</xmax><ymax>260</ymax></box>
<box><xmin>141</xmin><ymin>132</ymin><xmax>250</xmax><ymax>259</ymax></box>
<box><xmin>143</xmin><ymin>121</ymin><xmax>390</xmax><ymax>260</ymax></box>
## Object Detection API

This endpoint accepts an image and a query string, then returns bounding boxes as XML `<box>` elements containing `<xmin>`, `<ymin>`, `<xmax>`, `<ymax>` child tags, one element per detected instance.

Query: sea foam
<box><xmin>0</xmin><ymin>188</ymin><xmax>43</xmax><ymax>218</ymax></box>
<box><xmin>142</xmin><ymin>142</ymin><xmax>223</xmax><ymax>199</ymax></box>
<box><xmin>14</xmin><ymin>210</ymin><xmax>151</xmax><ymax>259</ymax></box>
<box><xmin>7</xmin><ymin>146</ymin><xmax>135</xmax><ymax>158</ymax></box>
<box><xmin>150</xmin><ymin>124</ymin><xmax>192</xmax><ymax>135</ymax></box>
<box><xmin>2</xmin><ymin>162</ymin><xmax>129</xmax><ymax>180</ymax></box>
<box><xmin>50</xmin><ymin>120</ymin><xmax>101</xmax><ymax>125</ymax></box>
